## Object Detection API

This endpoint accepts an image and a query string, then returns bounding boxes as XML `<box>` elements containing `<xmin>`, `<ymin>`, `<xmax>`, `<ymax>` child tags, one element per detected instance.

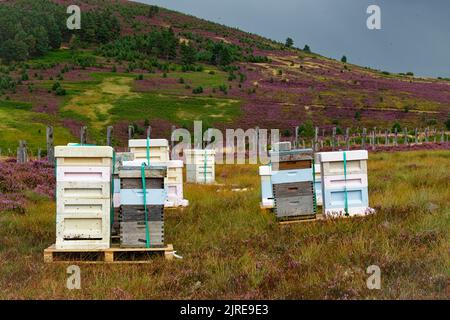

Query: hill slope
<box><xmin>0</xmin><ymin>0</ymin><xmax>449</xmax><ymax>152</ymax></box>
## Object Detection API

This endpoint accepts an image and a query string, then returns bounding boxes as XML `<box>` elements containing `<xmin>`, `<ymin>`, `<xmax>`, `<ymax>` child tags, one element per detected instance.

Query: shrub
<box><xmin>192</xmin><ymin>86</ymin><xmax>203</xmax><ymax>94</ymax></box>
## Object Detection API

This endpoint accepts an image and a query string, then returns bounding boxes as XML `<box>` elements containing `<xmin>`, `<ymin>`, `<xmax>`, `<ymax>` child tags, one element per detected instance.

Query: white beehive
<box><xmin>259</xmin><ymin>165</ymin><xmax>274</xmax><ymax>208</ymax></box>
<box><xmin>184</xmin><ymin>149</ymin><xmax>215</xmax><ymax>184</ymax></box>
<box><xmin>129</xmin><ymin>139</ymin><xmax>169</xmax><ymax>163</ymax></box>
<box><xmin>319</xmin><ymin>150</ymin><xmax>370</xmax><ymax>217</ymax></box>
<box><xmin>165</xmin><ymin>160</ymin><xmax>188</xmax><ymax>207</ymax></box>
<box><xmin>55</xmin><ymin>146</ymin><xmax>113</xmax><ymax>249</ymax></box>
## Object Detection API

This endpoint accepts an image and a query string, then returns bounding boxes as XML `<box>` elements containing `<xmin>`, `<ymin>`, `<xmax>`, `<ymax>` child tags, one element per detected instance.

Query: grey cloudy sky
<box><xmin>137</xmin><ymin>0</ymin><xmax>450</xmax><ymax>78</ymax></box>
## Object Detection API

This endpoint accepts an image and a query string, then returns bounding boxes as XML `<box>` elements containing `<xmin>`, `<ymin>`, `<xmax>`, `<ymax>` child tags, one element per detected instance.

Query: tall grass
<box><xmin>0</xmin><ymin>150</ymin><xmax>448</xmax><ymax>299</ymax></box>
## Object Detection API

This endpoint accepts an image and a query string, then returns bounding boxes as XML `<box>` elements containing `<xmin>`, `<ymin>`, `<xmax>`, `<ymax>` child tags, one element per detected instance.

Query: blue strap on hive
<box><xmin>141</xmin><ymin>134</ymin><xmax>151</xmax><ymax>248</ymax></box>
<box><xmin>204</xmin><ymin>148</ymin><xmax>207</xmax><ymax>183</ymax></box>
<box><xmin>110</xmin><ymin>151</ymin><xmax>116</xmax><ymax>228</ymax></box>
<box><xmin>343</xmin><ymin>151</ymin><xmax>349</xmax><ymax>216</ymax></box>
<box><xmin>141</xmin><ymin>164</ymin><xmax>150</xmax><ymax>248</ymax></box>
<box><xmin>312</xmin><ymin>158</ymin><xmax>317</xmax><ymax>214</ymax></box>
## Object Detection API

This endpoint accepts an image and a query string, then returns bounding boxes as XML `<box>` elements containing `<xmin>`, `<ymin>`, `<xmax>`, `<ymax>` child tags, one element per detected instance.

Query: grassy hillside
<box><xmin>0</xmin><ymin>150</ymin><xmax>449</xmax><ymax>299</ymax></box>
<box><xmin>0</xmin><ymin>0</ymin><xmax>449</xmax><ymax>153</ymax></box>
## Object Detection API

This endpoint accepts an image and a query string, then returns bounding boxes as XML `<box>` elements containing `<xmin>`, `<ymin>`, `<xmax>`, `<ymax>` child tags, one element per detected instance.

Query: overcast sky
<box><xmin>137</xmin><ymin>0</ymin><xmax>450</xmax><ymax>78</ymax></box>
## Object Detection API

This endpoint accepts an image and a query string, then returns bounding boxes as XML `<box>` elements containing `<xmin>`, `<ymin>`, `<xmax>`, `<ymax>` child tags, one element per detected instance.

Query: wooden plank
<box><xmin>118</xmin><ymin>167</ymin><xmax>166</xmax><ymax>179</ymax></box>
<box><xmin>273</xmin><ymin>181</ymin><xmax>313</xmax><ymax>198</ymax></box>
<box><xmin>43</xmin><ymin>244</ymin><xmax>174</xmax><ymax>263</ymax></box>
<box><xmin>120</xmin><ymin>177</ymin><xmax>164</xmax><ymax>189</ymax></box>
<box><xmin>278</xmin><ymin>159</ymin><xmax>312</xmax><ymax>170</ymax></box>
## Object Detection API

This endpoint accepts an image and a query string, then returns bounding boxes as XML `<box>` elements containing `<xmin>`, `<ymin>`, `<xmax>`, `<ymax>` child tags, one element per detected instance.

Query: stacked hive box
<box><xmin>129</xmin><ymin>139</ymin><xmax>188</xmax><ymax>207</ymax></box>
<box><xmin>111</xmin><ymin>152</ymin><xmax>134</xmax><ymax>235</ymax></box>
<box><xmin>269</xmin><ymin>147</ymin><xmax>315</xmax><ymax>220</ymax></box>
<box><xmin>55</xmin><ymin>146</ymin><xmax>113</xmax><ymax>249</ymax></box>
<box><xmin>119</xmin><ymin>161</ymin><xmax>167</xmax><ymax>247</ymax></box>
<box><xmin>184</xmin><ymin>149</ymin><xmax>215</xmax><ymax>184</ymax></box>
<box><xmin>319</xmin><ymin>150</ymin><xmax>369</xmax><ymax>216</ymax></box>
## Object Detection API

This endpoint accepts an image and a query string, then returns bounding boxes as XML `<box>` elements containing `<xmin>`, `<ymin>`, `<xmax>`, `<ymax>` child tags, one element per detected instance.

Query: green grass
<box><xmin>27</xmin><ymin>49</ymin><xmax>97</xmax><ymax>66</ymax></box>
<box><xmin>55</xmin><ymin>71</ymin><xmax>241</xmax><ymax>139</ymax></box>
<box><xmin>0</xmin><ymin>102</ymin><xmax>74</xmax><ymax>154</ymax></box>
<box><xmin>111</xmin><ymin>92</ymin><xmax>241</xmax><ymax>128</ymax></box>
<box><xmin>0</xmin><ymin>150</ymin><xmax>448</xmax><ymax>299</ymax></box>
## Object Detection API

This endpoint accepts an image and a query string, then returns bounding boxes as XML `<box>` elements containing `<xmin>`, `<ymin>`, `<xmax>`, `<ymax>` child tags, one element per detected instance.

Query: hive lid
<box><xmin>128</xmin><ymin>139</ymin><xmax>169</xmax><ymax>148</ymax></box>
<box><xmin>269</xmin><ymin>148</ymin><xmax>313</xmax><ymax>162</ymax></box>
<box><xmin>271</xmin><ymin>141</ymin><xmax>292</xmax><ymax>152</ymax></box>
<box><xmin>319</xmin><ymin>150</ymin><xmax>368</xmax><ymax>162</ymax></box>
<box><xmin>119</xmin><ymin>164</ymin><xmax>167</xmax><ymax>178</ymax></box>
<box><xmin>55</xmin><ymin>146</ymin><xmax>113</xmax><ymax>158</ymax></box>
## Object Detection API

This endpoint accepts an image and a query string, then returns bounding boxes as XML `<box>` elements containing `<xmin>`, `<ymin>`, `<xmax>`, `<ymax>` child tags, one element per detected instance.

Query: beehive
<box><xmin>268</xmin><ymin>148</ymin><xmax>315</xmax><ymax>219</ymax></box>
<box><xmin>184</xmin><ymin>149</ymin><xmax>215</xmax><ymax>184</ymax></box>
<box><xmin>119</xmin><ymin>163</ymin><xmax>166</xmax><ymax>248</ymax></box>
<box><xmin>259</xmin><ymin>165</ymin><xmax>274</xmax><ymax>208</ymax></box>
<box><xmin>319</xmin><ymin>150</ymin><xmax>369</xmax><ymax>217</ymax></box>
<box><xmin>165</xmin><ymin>160</ymin><xmax>189</xmax><ymax>207</ymax></box>
<box><xmin>55</xmin><ymin>146</ymin><xmax>113</xmax><ymax>249</ymax></box>
<box><xmin>314</xmin><ymin>163</ymin><xmax>323</xmax><ymax>206</ymax></box>
<box><xmin>129</xmin><ymin>139</ymin><xmax>169</xmax><ymax>163</ymax></box>
<box><xmin>111</xmin><ymin>152</ymin><xmax>134</xmax><ymax>235</ymax></box>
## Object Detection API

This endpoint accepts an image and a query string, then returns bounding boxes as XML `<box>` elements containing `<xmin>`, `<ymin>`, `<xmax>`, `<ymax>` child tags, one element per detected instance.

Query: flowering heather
<box><xmin>0</xmin><ymin>159</ymin><xmax>55</xmax><ymax>213</ymax></box>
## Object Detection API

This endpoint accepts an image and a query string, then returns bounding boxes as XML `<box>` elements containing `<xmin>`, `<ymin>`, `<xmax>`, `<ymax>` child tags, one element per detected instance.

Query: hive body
<box><xmin>119</xmin><ymin>165</ymin><xmax>167</xmax><ymax>248</ymax></box>
<box><xmin>319</xmin><ymin>150</ymin><xmax>370</xmax><ymax>216</ymax></box>
<box><xmin>184</xmin><ymin>149</ymin><xmax>216</xmax><ymax>184</ymax></box>
<box><xmin>55</xmin><ymin>146</ymin><xmax>113</xmax><ymax>249</ymax></box>
<box><xmin>266</xmin><ymin>146</ymin><xmax>316</xmax><ymax>220</ymax></box>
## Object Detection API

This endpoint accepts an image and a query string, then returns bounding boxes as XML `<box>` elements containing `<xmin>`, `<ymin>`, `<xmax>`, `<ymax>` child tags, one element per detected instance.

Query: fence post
<box><xmin>80</xmin><ymin>126</ymin><xmax>87</xmax><ymax>145</ymax></box>
<box><xmin>362</xmin><ymin>128</ymin><xmax>367</xmax><ymax>149</ymax></box>
<box><xmin>441</xmin><ymin>129</ymin><xmax>445</xmax><ymax>143</ymax></box>
<box><xmin>332</xmin><ymin>127</ymin><xmax>336</xmax><ymax>151</ymax></box>
<box><xmin>106</xmin><ymin>126</ymin><xmax>113</xmax><ymax>146</ymax></box>
<box><xmin>46</xmin><ymin>126</ymin><xmax>54</xmax><ymax>163</ymax></box>
<box><xmin>415</xmin><ymin>128</ymin><xmax>418</xmax><ymax>144</ymax></box>
<box><xmin>314</xmin><ymin>127</ymin><xmax>319</xmax><ymax>151</ymax></box>
<box><xmin>128</xmin><ymin>125</ymin><xmax>134</xmax><ymax>140</ymax></box>
<box><xmin>345</xmin><ymin>127</ymin><xmax>350</xmax><ymax>150</ymax></box>
<box><xmin>425</xmin><ymin>127</ymin><xmax>429</xmax><ymax>143</ymax></box>
<box><xmin>385</xmin><ymin>129</ymin><xmax>389</xmax><ymax>146</ymax></box>
<box><xmin>17</xmin><ymin>140</ymin><xmax>28</xmax><ymax>164</ymax></box>
<box><xmin>394</xmin><ymin>128</ymin><xmax>398</xmax><ymax>146</ymax></box>
<box><xmin>170</xmin><ymin>125</ymin><xmax>176</xmax><ymax>151</ymax></box>
<box><xmin>294</xmin><ymin>126</ymin><xmax>299</xmax><ymax>149</ymax></box>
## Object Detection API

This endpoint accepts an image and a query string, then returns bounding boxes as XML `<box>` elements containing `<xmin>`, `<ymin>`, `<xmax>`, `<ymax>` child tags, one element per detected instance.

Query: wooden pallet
<box><xmin>278</xmin><ymin>214</ymin><xmax>325</xmax><ymax>225</ymax></box>
<box><xmin>43</xmin><ymin>244</ymin><xmax>174</xmax><ymax>263</ymax></box>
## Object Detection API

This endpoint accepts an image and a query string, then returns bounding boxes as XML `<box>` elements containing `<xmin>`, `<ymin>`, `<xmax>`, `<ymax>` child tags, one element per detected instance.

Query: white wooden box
<box><xmin>57</xmin><ymin>181</ymin><xmax>110</xmax><ymax>199</ymax></box>
<box><xmin>55</xmin><ymin>146</ymin><xmax>113</xmax><ymax>167</ymax></box>
<box><xmin>129</xmin><ymin>139</ymin><xmax>170</xmax><ymax>163</ymax></box>
<box><xmin>319</xmin><ymin>150</ymin><xmax>368</xmax><ymax>176</ymax></box>
<box><xmin>57</xmin><ymin>166</ymin><xmax>111</xmax><ymax>182</ymax></box>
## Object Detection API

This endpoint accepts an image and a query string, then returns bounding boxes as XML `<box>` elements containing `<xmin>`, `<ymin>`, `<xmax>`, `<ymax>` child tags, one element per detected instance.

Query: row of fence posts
<box><xmin>7</xmin><ymin>124</ymin><xmax>450</xmax><ymax>164</ymax></box>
